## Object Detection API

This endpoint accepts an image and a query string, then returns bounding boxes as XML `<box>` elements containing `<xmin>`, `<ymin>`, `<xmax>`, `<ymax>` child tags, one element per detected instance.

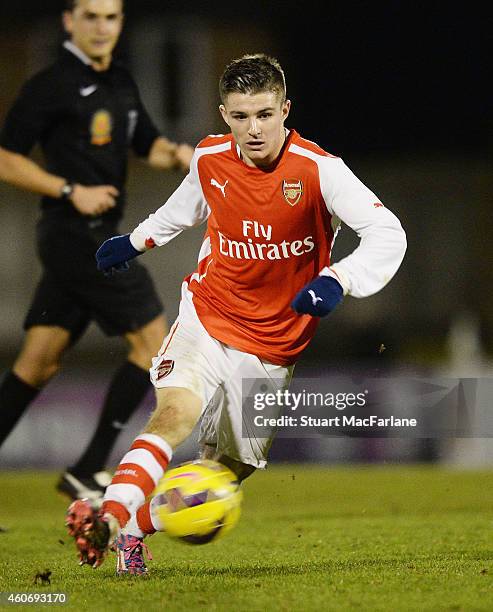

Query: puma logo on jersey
<box><xmin>80</xmin><ymin>84</ymin><xmax>98</xmax><ymax>97</ymax></box>
<box><xmin>308</xmin><ymin>290</ymin><xmax>323</xmax><ymax>306</ymax></box>
<box><xmin>211</xmin><ymin>178</ymin><xmax>228</xmax><ymax>197</ymax></box>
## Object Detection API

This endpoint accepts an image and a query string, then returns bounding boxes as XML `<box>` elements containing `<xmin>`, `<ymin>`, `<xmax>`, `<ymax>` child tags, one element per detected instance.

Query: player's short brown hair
<box><xmin>219</xmin><ymin>54</ymin><xmax>286</xmax><ymax>103</ymax></box>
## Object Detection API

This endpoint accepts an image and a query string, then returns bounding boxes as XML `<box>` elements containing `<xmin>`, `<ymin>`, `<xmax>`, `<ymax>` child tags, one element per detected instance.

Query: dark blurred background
<box><xmin>0</xmin><ymin>1</ymin><xmax>491</xmax><ymax>467</ymax></box>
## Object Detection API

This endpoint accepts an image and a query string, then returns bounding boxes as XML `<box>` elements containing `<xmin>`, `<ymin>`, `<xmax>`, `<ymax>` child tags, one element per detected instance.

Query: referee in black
<box><xmin>0</xmin><ymin>0</ymin><xmax>193</xmax><ymax>503</ymax></box>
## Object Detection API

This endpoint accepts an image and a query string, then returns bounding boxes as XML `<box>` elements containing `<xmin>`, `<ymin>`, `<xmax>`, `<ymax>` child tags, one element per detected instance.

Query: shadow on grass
<box><xmin>99</xmin><ymin>551</ymin><xmax>493</xmax><ymax>583</ymax></box>
<box><xmin>136</xmin><ymin>558</ymin><xmax>413</xmax><ymax>581</ymax></box>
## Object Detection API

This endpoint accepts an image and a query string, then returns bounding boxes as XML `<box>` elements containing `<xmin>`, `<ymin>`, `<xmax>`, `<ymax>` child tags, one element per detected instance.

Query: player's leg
<box><xmin>104</xmin><ymin>384</ymin><xmax>222</xmax><ymax>574</ymax></box>
<box><xmin>199</xmin><ymin>400</ymin><xmax>256</xmax><ymax>482</ymax></box>
<box><xmin>62</xmin><ymin>315</ymin><xmax>168</xmax><ymax>496</ymax></box>
<box><xmin>58</xmin><ymin>254</ymin><xmax>166</xmax><ymax>501</ymax></box>
<box><xmin>118</xmin><ymin>433</ymin><xmax>256</xmax><ymax>550</ymax></box>
<box><xmin>120</xmin><ymin>352</ymin><xmax>288</xmax><ymax>546</ymax></box>
<box><xmin>118</xmin><ymin>341</ymin><xmax>278</xmax><ymax>544</ymax></box>
<box><xmin>106</xmin><ymin>385</ymin><xmax>202</xmax><ymax>575</ymax></box>
<box><xmin>66</xmin><ymin>384</ymin><xmax>202</xmax><ymax>571</ymax></box>
<box><xmin>199</xmin><ymin>351</ymin><xmax>294</xmax><ymax>481</ymax></box>
<box><xmin>66</xmin><ymin>290</ymin><xmax>220</xmax><ymax>569</ymax></box>
<box><xmin>66</xmin><ymin>284</ymin><xmax>248</xmax><ymax>570</ymax></box>
<box><xmin>102</xmin><ymin>385</ymin><xmax>202</xmax><ymax>526</ymax></box>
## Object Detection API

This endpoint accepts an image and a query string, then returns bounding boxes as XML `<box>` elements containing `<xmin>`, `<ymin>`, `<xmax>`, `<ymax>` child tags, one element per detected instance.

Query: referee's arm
<box><xmin>0</xmin><ymin>146</ymin><xmax>66</xmax><ymax>198</ymax></box>
<box><xmin>147</xmin><ymin>137</ymin><xmax>194</xmax><ymax>173</ymax></box>
<box><xmin>0</xmin><ymin>146</ymin><xmax>118</xmax><ymax>216</ymax></box>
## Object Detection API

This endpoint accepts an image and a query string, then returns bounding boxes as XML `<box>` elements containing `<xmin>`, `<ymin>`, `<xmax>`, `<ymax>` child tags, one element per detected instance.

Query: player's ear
<box><xmin>281</xmin><ymin>99</ymin><xmax>291</xmax><ymax>122</ymax></box>
<box><xmin>62</xmin><ymin>10</ymin><xmax>73</xmax><ymax>35</ymax></box>
<box><xmin>219</xmin><ymin>104</ymin><xmax>230</xmax><ymax>127</ymax></box>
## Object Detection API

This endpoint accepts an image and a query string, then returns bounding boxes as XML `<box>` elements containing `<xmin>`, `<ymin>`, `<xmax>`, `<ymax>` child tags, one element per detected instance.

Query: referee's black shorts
<box><xmin>24</xmin><ymin>214</ymin><xmax>164</xmax><ymax>340</ymax></box>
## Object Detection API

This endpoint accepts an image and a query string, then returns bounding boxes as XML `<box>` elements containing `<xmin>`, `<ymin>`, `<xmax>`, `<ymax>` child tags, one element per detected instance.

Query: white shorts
<box><xmin>150</xmin><ymin>284</ymin><xmax>294</xmax><ymax>468</ymax></box>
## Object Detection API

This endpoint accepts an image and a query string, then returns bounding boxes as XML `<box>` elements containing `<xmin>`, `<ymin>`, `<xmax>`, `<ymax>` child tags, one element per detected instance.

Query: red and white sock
<box><xmin>125</xmin><ymin>496</ymin><xmax>165</xmax><ymax>538</ymax></box>
<box><xmin>101</xmin><ymin>433</ymin><xmax>172</xmax><ymax>528</ymax></box>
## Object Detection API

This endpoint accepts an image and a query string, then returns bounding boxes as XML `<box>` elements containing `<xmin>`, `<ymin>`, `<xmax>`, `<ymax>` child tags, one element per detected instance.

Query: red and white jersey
<box><xmin>131</xmin><ymin>130</ymin><xmax>406</xmax><ymax>365</ymax></box>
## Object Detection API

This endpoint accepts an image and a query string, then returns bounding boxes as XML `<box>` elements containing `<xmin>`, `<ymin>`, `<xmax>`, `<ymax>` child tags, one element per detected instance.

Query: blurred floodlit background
<box><xmin>0</xmin><ymin>1</ymin><xmax>490</xmax><ymax>468</ymax></box>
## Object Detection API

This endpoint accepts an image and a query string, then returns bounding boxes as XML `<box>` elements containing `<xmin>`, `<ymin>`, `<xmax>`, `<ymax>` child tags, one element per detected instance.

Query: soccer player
<box><xmin>0</xmin><ymin>0</ymin><xmax>193</xmax><ymax>503</ymax></box>
<box><xmin>66</xmin><ymin>53</ymin><xmax>407</xmax><ymax>574</ymax></box>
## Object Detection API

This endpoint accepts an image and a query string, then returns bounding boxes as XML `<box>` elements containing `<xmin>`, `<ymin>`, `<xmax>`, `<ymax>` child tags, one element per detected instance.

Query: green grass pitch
<box><xmin>1</xmin><ymin>465</ymin><xmax>492</xmax><ymax>611</ymax></box>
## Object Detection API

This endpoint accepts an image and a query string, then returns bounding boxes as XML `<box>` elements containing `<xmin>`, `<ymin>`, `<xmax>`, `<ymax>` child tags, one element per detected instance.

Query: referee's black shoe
<box><xmin>56</xmin><ymin>470</ymin><xmax>112</xmax><ymax>508</ymax></box>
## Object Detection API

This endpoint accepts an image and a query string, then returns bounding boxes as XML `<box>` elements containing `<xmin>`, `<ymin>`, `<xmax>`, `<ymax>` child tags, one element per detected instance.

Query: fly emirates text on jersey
<box><xmin>218</xmin><ymin>220</ymin><xmax>315</xmax><ymax>261</ymax></box>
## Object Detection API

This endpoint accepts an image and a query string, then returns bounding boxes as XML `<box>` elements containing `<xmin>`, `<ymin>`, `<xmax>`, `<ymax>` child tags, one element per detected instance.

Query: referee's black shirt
<box><xmin>0</xmin><ymin>42</ymin><xmax>160</xmax><ymax>224</ymax></box>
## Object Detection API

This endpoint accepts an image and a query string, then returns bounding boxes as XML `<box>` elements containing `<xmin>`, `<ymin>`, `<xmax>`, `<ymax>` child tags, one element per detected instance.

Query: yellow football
<box><xmin>153</xmin><ymin>460</ymin><xmax>242</xmax><ymax>544</ymax></box>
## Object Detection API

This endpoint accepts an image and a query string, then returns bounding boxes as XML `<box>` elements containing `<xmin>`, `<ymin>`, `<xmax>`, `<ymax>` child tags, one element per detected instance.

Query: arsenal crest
<box><xmin>156</xmin><ymin>358</ymin><xmax>174</xmax><ymax>380</ymax></box>
<box><xmin>282</xmin><ymin>179</ymin><xmax>303</xmax><ymax>206</ymax></box>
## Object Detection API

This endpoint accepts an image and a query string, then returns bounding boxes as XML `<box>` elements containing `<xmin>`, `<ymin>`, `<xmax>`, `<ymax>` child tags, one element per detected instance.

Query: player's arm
<box><xmin>0</xmin><ymin>146</ymin><xmax>118</xmax><ymax>216</ymax></box>
<box><xmin>96</xmin><ymin>147</ymin><xmax>208</xmax><ymax>274</ymax></box>
<box><xmin>321</xmin><ymin>158</ymin><xmax>407</xmax><ymax>298</ymax></box>
<box><xmin>292</xmin><ymin>157</ymin><xmax>406</xmax><ymax>317</ymax></box>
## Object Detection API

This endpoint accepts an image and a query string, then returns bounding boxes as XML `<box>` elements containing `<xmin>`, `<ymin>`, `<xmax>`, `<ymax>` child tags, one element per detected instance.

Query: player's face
<box><xmin>63</xmin><ymin>0</ymin><xmax>123</xmax><ymax>69</ymax></box>
<box><xmin>220</xmin><ymin>91</ymin><xmax>291</xmax><ymax>169</ymax></box>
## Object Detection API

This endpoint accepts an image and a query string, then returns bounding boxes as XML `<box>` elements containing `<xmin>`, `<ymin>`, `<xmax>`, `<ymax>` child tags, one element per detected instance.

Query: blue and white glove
<box><xmin>291</xmin><ymin>275</ymin><xmax>343</xmax><ymax>317</ymax></box>
<box><xmin>95</xmin><ymin>234</ymin><xmax>142</xmax><ymax>275</ymax></box>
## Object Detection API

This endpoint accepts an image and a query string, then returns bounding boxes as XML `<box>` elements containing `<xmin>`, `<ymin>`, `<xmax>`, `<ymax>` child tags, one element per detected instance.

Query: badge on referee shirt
<box><xmin>90</xmin><ymin>109</ymin><xmax>112</xmax><ymax>145</ymax></box>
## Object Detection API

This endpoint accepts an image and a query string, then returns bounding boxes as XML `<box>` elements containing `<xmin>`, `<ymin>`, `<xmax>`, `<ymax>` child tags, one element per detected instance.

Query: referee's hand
<box><xmin>71</xmin><ymin>184</ymin><xmax>119</xmax><ymax>216</ymax></box>
<box><xmin>96</xmin><ymin>234</ymin><xmax>142</xmax><ymax>275</ymax></box>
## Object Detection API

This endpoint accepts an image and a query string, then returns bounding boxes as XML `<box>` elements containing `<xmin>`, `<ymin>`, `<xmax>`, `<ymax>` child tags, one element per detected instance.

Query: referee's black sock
<box><xmin>0</xmin><ymin>371</ymin><xmax>41</xmax><ymax>447</ymax></box>
<box><xmin>70</xmin><ymin>361</ymin><xmax>151</xmax><ymax>476</ymax></box>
